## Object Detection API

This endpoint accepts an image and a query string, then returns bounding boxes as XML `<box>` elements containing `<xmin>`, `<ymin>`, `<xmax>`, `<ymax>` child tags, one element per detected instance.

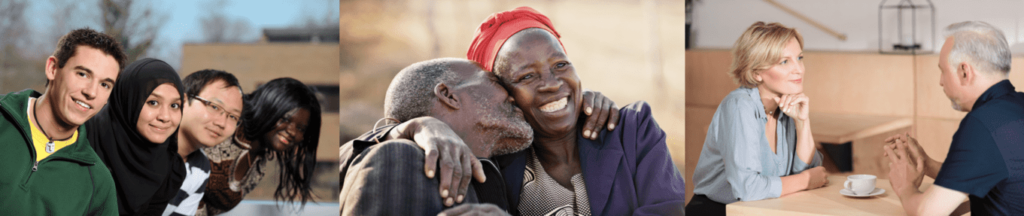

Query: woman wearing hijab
<box><xmin>464</xmin><ymin>7</ymin><xmax>687</xmax><ymax>215</ymax></box>
<box><xmin>198</xmin><ymin>77</ymin><xmax>321</xmax><ymax>215</ymax></box>
<box><xmin>86</xmin><ymin>58</ymin><xmax>187</xmax><ymax>216</ymax></box>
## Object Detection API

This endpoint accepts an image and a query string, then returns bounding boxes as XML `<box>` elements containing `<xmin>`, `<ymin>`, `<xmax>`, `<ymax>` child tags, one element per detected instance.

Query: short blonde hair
<box><xmin>729</xmin><ymin>22</ymin><xmax>803</xmax><ymax>88</ymax></box>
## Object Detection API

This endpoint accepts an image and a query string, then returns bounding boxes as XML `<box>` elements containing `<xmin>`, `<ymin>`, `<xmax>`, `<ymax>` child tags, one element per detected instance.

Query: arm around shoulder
<box><xmin>341</xmin><ymin>139</ymin><xmax>450</xmax><ymax>216</ymax></box>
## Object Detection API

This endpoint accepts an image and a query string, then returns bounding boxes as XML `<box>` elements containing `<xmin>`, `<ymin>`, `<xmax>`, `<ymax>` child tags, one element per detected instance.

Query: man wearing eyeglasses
<box><xmin>162</xmin><ymin>69</ymin><xmax>244</xmax><ymax>216</ymax></box>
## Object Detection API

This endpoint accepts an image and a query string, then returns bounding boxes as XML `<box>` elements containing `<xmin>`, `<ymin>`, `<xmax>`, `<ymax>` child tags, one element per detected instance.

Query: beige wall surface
<box><xmin>801</xmin><ymin>52</ymin><xmax>915</xmax><ymax>116</ymax></box>
<box><xmin>686</xmin><ymin>50</ymin><xmax>916</xmax><ymax>115</ymax></box>
<box><xmin>181</xmin><ymin>44</ymin><xmax>340</xmax><ymax>92</ymax></box>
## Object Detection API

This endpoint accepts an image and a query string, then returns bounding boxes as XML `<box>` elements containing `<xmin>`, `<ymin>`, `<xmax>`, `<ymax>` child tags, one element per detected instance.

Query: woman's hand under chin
<box><xmin>775</xmin><ymin>93</ymin><xmax>809</xmax><ymax>123</ymax></box>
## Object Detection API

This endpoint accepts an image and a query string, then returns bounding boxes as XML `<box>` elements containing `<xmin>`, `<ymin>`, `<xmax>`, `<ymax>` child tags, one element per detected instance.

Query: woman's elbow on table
<box><xmin>727</xmin><ymin>172</ymin><xmax>783</xmax><ymax>202</ymax></box>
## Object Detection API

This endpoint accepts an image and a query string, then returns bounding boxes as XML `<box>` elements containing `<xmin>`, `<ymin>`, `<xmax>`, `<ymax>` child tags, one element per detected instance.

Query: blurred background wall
<box><xmin>337</xmin><ymin>0</ymin><xmax>688</xmax><ymax>197</ymax></box>
<box><xmin>686</xmin><ymin>0</ymin><xmax>1024</xmax><ymax>205</ymax></box>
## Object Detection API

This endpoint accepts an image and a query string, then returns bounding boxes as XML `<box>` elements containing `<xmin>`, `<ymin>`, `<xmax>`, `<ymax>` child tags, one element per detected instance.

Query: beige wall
<box><xmin>685</xmin><ymin>50</ymin><xmax>1024</xmax><ymax>204</ymax></box>
<box><xmin>181</xmin><ymin>43</ymin><xmax>341</xmax><ymax>162</ymax></box>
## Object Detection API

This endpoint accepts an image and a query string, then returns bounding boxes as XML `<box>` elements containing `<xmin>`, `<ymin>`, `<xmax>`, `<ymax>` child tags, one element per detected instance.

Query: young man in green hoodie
<box><xmin>0</xmin><ymin>28</ymin><xmax>126</xmax><ymax>215</ymax></box>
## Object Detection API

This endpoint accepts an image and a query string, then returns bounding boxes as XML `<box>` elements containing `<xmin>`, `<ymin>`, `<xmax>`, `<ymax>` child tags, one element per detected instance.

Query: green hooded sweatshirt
<box><xmin>0</xmin><ymin>89</ymin><xmax>118</xmax><ymax>215</ymax></box>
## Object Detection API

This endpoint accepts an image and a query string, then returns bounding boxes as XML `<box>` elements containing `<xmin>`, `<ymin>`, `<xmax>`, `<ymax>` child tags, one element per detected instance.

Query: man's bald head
<box><xmin>384</xmin><ymin>58</ymin><xmax>533</xmax><ymax>157</ymax></box>
<box><xmin>384</xmin><ymin>58</ymin><xmax>472</xmax><ymax>122</ymax></box>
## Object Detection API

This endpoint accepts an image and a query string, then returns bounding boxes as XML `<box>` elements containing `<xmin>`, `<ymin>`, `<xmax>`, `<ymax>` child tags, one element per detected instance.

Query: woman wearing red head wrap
<box><xmin>462</xmin><ymin>6</ymin><xmax>687</xmax><ymax>216</ymax></box>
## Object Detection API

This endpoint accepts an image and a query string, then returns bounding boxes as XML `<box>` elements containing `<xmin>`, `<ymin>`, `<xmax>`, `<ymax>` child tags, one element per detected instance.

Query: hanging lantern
<box><xmin>878</xmin><ymin>0</ymin><xmax>935</xmax><ymax>54</ymax></box>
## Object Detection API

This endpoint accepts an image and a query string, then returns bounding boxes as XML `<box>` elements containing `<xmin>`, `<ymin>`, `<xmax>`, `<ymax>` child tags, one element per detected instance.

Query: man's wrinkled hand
<box><xmin>580</xmin><ymin>89</ymin><xmax>620</xmax><ymax>140</ymax></box>
<box><xmin>397</xmin><ymin>117</ymin><xmax>486</xmax><ymax>206</ymax></box>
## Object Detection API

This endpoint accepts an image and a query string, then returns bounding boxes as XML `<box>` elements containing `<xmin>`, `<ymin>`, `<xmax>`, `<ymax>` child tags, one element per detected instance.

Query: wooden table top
<box><xmin>726</xmin><ymin>175</ymin><xmax>932</xmax><ymax>215</ymax></box>
<box><xmin>809</xmin><ymin>113</ymin><xmax>913</xmax><ymax>144</ymax></box>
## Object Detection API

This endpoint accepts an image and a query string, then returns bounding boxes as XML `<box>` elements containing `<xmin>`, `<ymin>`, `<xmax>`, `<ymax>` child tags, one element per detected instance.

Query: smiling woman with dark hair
<box><xmin>199</xmin><ymin>77</ymin><xmax>322</xmax><ymax>215</ymax></box>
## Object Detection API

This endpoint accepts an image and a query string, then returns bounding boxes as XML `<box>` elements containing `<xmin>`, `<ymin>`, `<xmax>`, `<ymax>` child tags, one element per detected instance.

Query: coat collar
<box><xmin>577</xmin><ymin>129</ymin><xmax>622</xmax><ymax>215</ymax></box>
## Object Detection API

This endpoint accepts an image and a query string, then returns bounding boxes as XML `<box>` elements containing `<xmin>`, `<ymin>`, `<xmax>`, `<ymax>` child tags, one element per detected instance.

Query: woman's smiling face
<box><xmin>136</xmin><ymin>83</ymin><xmax>182</xmax><ymax>144</ymax></box>
<box><xmin>494</xmin><ymin>28</ymin><xmax>582</xmax><ymax>138</ymax></box>
<box><xmin>264</xmin><ymin>108</ymin><xmax>309</xmax><ymax>151</ymax></box>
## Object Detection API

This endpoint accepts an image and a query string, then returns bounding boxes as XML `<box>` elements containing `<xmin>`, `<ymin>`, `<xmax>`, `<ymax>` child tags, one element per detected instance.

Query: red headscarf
<box><xmin>466</xmin><ymin>6</ymin><xmax>565</xmax><ymax>72</ymax></box>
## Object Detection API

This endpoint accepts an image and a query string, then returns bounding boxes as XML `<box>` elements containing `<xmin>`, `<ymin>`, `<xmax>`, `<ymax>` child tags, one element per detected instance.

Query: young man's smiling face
<box><xmin>45</xmin><ymin>45</ymin><xmax>120</xmax><ymax>126</ymax></box>
<box><xmin>180</xmin><ymin>79</ymin><xmax>243</xmax><ymax>147</ymax></box>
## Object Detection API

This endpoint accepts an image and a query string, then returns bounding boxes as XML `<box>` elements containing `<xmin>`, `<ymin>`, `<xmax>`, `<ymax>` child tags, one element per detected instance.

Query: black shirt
<box><xmin>934</xmin><ymin>80</ymin><xmax>1024</xmax><ymax>215</ymax></box>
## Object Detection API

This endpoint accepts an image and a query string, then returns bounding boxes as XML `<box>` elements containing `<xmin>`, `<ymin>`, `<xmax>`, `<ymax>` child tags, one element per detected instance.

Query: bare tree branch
<box><xmin>0</xmin><ymin>0</ymin><xmax>45</xmax><ymax>93</ymax></box>
<box><xmin>99</xmin><ymin>0</ymin><xmax>168</xmax><ymax>62</ymax></box>
<box><xmin>196</xmin><ymin>0</ymin><xmax>256</xmax><ymax>43</ymax></box>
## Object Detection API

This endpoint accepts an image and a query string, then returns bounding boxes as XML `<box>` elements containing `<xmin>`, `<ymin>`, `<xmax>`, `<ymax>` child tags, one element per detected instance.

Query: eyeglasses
<box><xmin>191</xmin><ymin>95</ymin><xmax>241</xmax><ymax>126</ymax></box>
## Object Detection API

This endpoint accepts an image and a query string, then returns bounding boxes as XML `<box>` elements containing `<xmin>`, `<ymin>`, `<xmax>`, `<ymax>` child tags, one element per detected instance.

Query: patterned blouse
<box><xmin>518</xmin><ymin>148</ymin><xmax>592</xmax><ymax>216</ymax></box>
<box><xmin>195</xmin><ymin>136</ymin><xmax>270</xmax><ymax>216</ymax></box>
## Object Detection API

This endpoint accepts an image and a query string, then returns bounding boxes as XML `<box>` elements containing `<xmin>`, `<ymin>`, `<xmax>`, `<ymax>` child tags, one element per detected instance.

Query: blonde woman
<box><xmin>686</xmin><ymin>22</ymin><xmax>828</xmax><ymax>215</ymax></box>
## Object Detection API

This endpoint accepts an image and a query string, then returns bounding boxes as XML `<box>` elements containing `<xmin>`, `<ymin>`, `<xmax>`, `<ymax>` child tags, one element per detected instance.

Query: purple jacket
<box><xmin>496</xmin><ymin>101</ymin><xmax>686</xmax><ymax>216</ymax></box>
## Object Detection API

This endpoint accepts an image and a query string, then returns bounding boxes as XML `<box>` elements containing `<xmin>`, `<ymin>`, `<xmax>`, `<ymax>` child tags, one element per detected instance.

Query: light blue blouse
<box><xmin>692</xmin><ymin>87</ymin><xmax>822</xmax><ymax>204</ymax></box>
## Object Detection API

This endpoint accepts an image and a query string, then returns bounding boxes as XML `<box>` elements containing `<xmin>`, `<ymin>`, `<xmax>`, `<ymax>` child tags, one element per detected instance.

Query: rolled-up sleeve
<box><xmin>716</xmin><ymin>97</ymin><xmax>783</xmax><ymax>202</ymax></box>
<box><xmin>790</xmin><ymin>151</ymin><xmax>822</xmax><ymax>173</ymax></box>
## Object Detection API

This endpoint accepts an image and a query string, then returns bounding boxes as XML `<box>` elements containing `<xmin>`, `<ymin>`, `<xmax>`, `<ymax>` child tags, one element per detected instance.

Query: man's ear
<box><xmin>958</xmin><ymin>61</ymin><xmax>975</xmax><ymax>86</ymax></box>
<box><xmin>45</xmin><ymin>56</ymin><xmax>59</xmax><ymax>82</ymax></box>
<box><xmin>434</xmin><ymin>83</ymin><xmax>460</xmax><ymax>110</ymax></box>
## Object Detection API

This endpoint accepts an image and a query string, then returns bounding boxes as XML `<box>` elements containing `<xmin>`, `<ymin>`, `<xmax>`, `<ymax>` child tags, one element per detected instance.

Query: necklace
<box><xmin>32</xmin><ymin>99</ymin><xmax>69</xmax><ymax>153</ymax></box>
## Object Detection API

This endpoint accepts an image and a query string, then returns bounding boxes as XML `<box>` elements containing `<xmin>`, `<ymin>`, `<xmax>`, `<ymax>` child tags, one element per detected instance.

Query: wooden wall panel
<box><xmin>685</xmin><ymin>51</ymin><xmax>915</xmax><ymax>117</ymax></box>
<box><xmin>913</xmin><ymin>117</ymin><xmax>961</xmax><ymax>162</ymax></box>
<box><xmin>684</xmin><ymin>106</ymin><xmax>717</xmax><ymax>205</ymax></box>
<box><xmin>801</xmin><ymin>52</ymin><xmax>914</xmax><ymax>116</ymax></box>
<box><xmin>685</xmin><ymin>50</ymin><xmax>737</xmax><ymax>108</ymax></box>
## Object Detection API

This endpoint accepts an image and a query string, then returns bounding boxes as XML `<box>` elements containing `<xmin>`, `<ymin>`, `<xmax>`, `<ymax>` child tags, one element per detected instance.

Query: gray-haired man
<box><xmin>885</xmin><ymin>21</ymin><xmax>1024</xmax><ymax>215</ymax></box>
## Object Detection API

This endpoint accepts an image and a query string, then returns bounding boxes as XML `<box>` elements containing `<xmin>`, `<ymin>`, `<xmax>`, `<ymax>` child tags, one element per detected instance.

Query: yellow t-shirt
<box><xmin>28</xmin><ymin>98</ymin><xmax>78</xmax><ymax>162</ymax></box>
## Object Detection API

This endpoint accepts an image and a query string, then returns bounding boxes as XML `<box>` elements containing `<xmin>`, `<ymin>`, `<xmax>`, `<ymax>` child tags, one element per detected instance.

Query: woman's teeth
<box><xmin>539</xmin><ymin>97</ymin><xmax>568</xmax><ymax>113</ymax></box>
<box><xmin>278</xmin><ymin>134</ymin><xmax>290</xmax><ymax>144</ymax></box>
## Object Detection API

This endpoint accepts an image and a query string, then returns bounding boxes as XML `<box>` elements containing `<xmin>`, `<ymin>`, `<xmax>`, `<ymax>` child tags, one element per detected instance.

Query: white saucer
<box><xmin>840</xmin><ymin>188</ymin><xmax>885</xmax><ymax>197</ymax></box>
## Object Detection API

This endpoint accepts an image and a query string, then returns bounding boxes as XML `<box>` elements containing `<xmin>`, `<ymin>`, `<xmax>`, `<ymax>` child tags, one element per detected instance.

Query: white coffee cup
<box><xmin>844</xmin><ymin>174</ymin><xmax>877</xmax><ymax>195</ymax></box>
